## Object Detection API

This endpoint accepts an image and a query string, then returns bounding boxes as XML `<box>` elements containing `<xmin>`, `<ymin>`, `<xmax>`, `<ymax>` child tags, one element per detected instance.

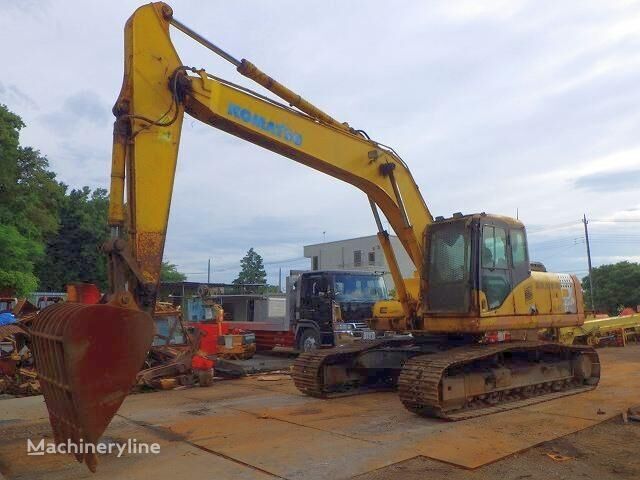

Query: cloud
<box><xmin>575</xmin><ymin>169</ymin><xmax>640</xmax><ymax>192</ymax></box>
<box><xmin>0</xmin><ymin>82</ymin><xmax>38</xmax><ymax>110</ymax></box>
<box><xmin>40</xmin><ymin>91</ymin><xmax>110</xmax><ymax>135</ymax></box>
<box><xmin>0</xmin><ymin>0</ymin><xmax>47</xmax><ymax>14</ymax></box>
<box><xmin>52</xmin><ymin>140</ymin><xmax>110</xmax><ymax>189</ymax></box>
<box><xmin>2</xmin><ymin>0</ymin><xmax>640</xmax><ymax>284</ymax></box>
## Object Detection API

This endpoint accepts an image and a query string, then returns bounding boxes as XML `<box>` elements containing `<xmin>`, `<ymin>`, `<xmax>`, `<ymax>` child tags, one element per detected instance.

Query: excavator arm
<box><xmin>29</xmin><ymin>2</ymin><xmax>433</xmax><ymax>471</ymax></box>
<box><xmin>109</xmin><ymin>2</ymin><xmax>433</xmax><ymax>319</ymax></box>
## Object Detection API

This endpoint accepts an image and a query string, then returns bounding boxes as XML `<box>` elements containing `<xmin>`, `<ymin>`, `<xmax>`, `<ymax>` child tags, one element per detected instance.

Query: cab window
<box><xmin>509</xmin><ymin>228</ymin><xmax>530</xmax><ymax>285</ymax></box>
<box><xmin>510</xmin><ymin>229</ymin><xmax>527</xmax><ymax>268</ymax></box>
<box><xmin>482</xmin><ymin>225</ymin><xmax>508</xmax><ymax>269</ymax></box>
<box><xmin>481</xmin><ymin>225</ymin><xmax>511</xmax><ymax>309</ymax></box>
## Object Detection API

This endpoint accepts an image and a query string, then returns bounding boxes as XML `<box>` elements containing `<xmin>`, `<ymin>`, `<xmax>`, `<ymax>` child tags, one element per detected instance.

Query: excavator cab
<box><xmin>424</xmin><ymin>212</ymin><xmax>530</xmax><ymax>316</ymax></box>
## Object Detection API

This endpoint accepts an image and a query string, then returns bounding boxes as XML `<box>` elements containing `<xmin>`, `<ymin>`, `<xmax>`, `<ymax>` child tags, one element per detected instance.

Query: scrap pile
<box><xmin>0</xmin><ymin>323</ymin><xmax>38</xmax><ymax>397</ymax></box>
<box><xmin>217</xmin><ymin>329</ymin><xmax>256</xmax><ymax>360</ymax></box>
<box><xmin>136</xmin><ymin>303</ymin><xmax>216</xmax><ymax>390</ymax></box>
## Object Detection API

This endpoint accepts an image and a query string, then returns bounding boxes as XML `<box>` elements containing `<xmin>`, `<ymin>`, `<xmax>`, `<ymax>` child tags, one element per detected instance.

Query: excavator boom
<box><xmin>103</xmin><ymin>2</ymin><xmax>434</xmax><ymax>323</ymax></box>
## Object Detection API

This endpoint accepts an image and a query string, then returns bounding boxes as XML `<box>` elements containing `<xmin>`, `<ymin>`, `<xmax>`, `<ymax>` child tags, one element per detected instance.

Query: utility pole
<box><xmin>207</xmin><ymin>258</ymin><xmax>211</xmax><ymax>284</ymax></box>
<box><xmin>583</xmin><ymin>214</ymin><xmax>596</xmax><ymax>312</ymax></box>
<box><xmin>278</xmin><ymin>267</ymin><xmax>282</xmax><ymax>293</ymax></box>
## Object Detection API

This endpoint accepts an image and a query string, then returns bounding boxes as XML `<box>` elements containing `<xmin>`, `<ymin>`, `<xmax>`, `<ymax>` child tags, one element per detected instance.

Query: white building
<box><xmin>303</xmin><ymin>235</ymin><xmax>415</xmax><ymax>289</ymax></box>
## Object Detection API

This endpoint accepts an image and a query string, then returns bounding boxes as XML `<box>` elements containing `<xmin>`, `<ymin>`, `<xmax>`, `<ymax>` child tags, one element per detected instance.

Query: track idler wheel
<box><xmin>28</xmin><ymin>297</ymin><xmax>154</xmax><ymax>471</ymax></box>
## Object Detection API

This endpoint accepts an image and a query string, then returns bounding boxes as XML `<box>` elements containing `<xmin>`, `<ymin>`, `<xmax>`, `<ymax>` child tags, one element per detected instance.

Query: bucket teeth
<box><xmin>29</xmin><ymin>302</ymin><xmax>154</xmax><ymax>472</ymax></box>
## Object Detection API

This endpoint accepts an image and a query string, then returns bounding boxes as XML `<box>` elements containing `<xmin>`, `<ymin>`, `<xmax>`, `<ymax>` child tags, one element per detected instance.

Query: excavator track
<box><xmin>293</xmin><ymin>339</ymin><xmax>410</xmax><ymax>398</ymax></box>
<box><xmin>398</xmin><ymin>341</ymin><xmax>600</xmax><ymax>421</ymax></box>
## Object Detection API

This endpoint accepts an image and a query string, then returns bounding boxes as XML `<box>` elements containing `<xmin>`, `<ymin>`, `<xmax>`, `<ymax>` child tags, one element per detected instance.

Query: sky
<box><xmin>1</xmin><ymin>0</ymin><xmax>639</xmax><ymax>285</ymax></box>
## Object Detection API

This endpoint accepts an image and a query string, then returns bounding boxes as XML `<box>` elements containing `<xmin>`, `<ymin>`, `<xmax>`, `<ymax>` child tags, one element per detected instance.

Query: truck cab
<box><xmin>289</xmin><ymin>270</ymin><xmax>388</xmax><ymax>351</ymax></box>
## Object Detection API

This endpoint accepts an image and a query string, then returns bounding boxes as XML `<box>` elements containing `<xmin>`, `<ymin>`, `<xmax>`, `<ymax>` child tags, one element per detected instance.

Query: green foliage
<box><xmin>0</xmin><ymin>106</ymin><xmax>65</xmax><ymax>241</ymax></box>
<box><xmin>12</xmin><ymin>147</ymin><xmax>66</xmax><ymax>240</ymax></box>
<box><xmin>0</xmin><ymin>105</ymin><xmax>64</xmax><ymax>296</ymax></box>
<box><xmin>35</xmin><ymin>188</ymin><xmax>109</xmax><ymax>291</ymax></box>
<box><xmin>233</xmin><ymin>248</ymin><xmax>267</xmax><ymax>285</ymax></box>
<box><xmin>582</xmin><ymin>261</ymin><xmax>640</xmax><ymax>315</ymax></box>
<box><xmin>0</xmin><ymin>105</ymin><xmax>23</xmax><ymax>207</ymax></box>
<box><xmin>0</xmin><ymin>225</ymin><xmax>42</xmax><ymax>295</ymax></box>
<box><xmin>0</xmin><ymin>271</ymin><xmax>38</xmax><ymax>297</ymax></box>
<box><xmin>161</xmin><ymin>262</ymin><xmax>187</xmax><ymax>282</ymax></box>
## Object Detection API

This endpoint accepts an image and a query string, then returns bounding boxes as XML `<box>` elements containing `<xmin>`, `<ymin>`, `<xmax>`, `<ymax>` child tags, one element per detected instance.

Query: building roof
<box><xmin>300</xmin><ymin>269</ymin><xmax>385</xmax><ymax>276</ymax></box>
<box><xmin>304</xmin><ymin>234</ymin><xmax>398</xmax><ymax>249</ymax></box>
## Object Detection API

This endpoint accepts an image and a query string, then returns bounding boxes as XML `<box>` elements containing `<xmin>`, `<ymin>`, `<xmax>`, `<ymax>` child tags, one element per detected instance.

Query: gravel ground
<box><xmin>356</xmin><ymin>415</ymin><xmax>640</xmax><ymax>480</ymax></box>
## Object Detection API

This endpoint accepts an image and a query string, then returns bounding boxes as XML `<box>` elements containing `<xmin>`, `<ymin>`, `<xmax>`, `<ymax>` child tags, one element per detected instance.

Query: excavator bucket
<box><xmin>29</xmin><ymin>301</ymin><xmax>154</xmax><ymax>472</ymax></box>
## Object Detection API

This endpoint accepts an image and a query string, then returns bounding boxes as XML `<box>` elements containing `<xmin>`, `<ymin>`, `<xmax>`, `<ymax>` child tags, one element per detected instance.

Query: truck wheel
<box><xmin>298</xmin><ymin>329</ymin><xmax>320</xmax><ymax>352</ymax></box>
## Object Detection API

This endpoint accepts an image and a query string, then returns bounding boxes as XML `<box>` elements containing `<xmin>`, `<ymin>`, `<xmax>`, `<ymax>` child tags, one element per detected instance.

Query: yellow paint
<box><xmin>557</xmin><ymin>313</ymin><xmax>640</xmax><ymax>345</ymax></box>
<box><xmin>110</xmin><ymin>2</ymin><xmax>184</xmax><ymax>285</ymax></box>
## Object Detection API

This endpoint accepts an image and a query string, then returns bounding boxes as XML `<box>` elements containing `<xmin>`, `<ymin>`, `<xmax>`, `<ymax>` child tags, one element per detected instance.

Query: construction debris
<box><xmin>0</xmin><ymin>323</ymin><xmax>37</xmax><ymax>397</ymax></box>
<box><xmin>545</xmin><ymin>452</ymin><xmax>574</xmax><ymax>462</ymax></box>
<box><xmin>159</xmin><ymin>378</ymin><xmax>178</xmax><ymax>390</ymax></box>
<box><xmin>628</xmin><ymin>405</ymin><xmax>640</xmax><ymax>422</ymax></box>
<box><xmin>217</xmin><ymin>331</ymin><xmax>256</xmax><ymax>360</ymax></box>
<box><xmin>136</xmin><ymin>303</ymin><xmax>217</xmax><ymax>390</ymax></box>
<box><xmin>215</xmin><ymin>354</ymin><xmax>295</xmax><ymax>377</ymax></box>
<box><xmin>196</xmin><ymin>368</ymin><xmax>214</xmax><ymax>387</ymax></box>
<box><xmin>257</xmin><ymin>374</ymin><xmax>290</xmax><ymax>382</ymax></box>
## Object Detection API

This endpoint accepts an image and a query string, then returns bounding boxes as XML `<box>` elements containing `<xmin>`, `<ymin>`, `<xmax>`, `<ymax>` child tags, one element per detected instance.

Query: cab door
<box><xmin>480</xmin><ymin>224</ymin><xmax>513</xmax><ymax>311</ymax></box>
<box><xmin>508</xmin><ymin>227</ymin><xmax>530</xmax><ymax>287</ymax></box>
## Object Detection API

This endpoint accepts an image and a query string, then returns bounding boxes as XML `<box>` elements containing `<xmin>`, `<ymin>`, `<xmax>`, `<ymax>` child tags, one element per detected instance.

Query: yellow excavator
<box><xmin>28</xmin><ymin>3</ymin><xmax>599</xmax><ymax>472</ymax></box>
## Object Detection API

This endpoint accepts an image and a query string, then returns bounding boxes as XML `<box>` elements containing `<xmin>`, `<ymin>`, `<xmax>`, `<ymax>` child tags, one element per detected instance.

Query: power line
<box><xmin>263</xmin><ymin>256</ymin><xmax>306</xmax><ymax>265</ymax></box>
<box><xmin>529</xmin><ymin>237</ymin><xmax>583</xmax><ymax>249</ymax></box>
<box><xmin>182</xmin><ymin>256</ymin><xmax>308</xmax><ymax>275</ymax></box>
<box><xmin>591</xmin><ymin>219</ymin><xmax>640</xmax><ymax>223</ymax></box>
<box><xmin>531</xmin><ymin>242</ymin><xmax>584</xmax><ymax>261</ymax></box>
<box><xmin>527</xmin><ymin>222</ymin><xmax>581</xmax><ymax>234</ymax></box>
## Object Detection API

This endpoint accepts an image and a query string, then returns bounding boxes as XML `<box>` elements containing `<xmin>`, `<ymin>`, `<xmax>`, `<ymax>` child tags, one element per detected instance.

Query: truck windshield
<box><xmin>333</xmin><ymin>274</ymin><xmax>388</xmax><ymax>302</ymax></box>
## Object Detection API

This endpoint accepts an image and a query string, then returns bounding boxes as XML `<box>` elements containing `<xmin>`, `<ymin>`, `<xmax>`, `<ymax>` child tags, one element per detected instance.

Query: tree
<box><xmin>161</xmin><ymin>262</ymin><xmax>187</xmax><ymax>282</ymax></box>
<box><xmin>0</xmin><ymin>106</ymin><xmax>65</xmax><ymax>242</ymax></box>
<box><xmin>0</xmin><ymin>105</ymin><xmax>23</xmax><ymax>211</ymax></box>
<box><xmin>0</xmin><ymin>225</ymin><xmax>42</xmax><ymax>295</ymax></box>
<box><xmin>582</xmin><ymin>261</ymin><xmax>640</xmax><ymax>315</ymax></box>
<box><xmin>35</xmin><ymin>187</ymin><xmax>109</xmax><ymax>291</ymax></box>
<box><xmin>233</xmin><ymin>248</ymin><xmax>267</xmax><ymax>285</ymax></box>
<box><xmin>0</xmin><ymin>105</ymin><xmax>64</xmax><ymax>295</ymax></box>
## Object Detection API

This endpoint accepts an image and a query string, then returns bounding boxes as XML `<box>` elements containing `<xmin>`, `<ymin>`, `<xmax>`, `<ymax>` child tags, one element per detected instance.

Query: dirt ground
<box><xmin>358</xmin><ymin>416</ymin><xmax>640</xmax><ymax>480</ymax></box>
<box><xmin>0</xmin><ymin>345</ymin><xmax>638</xmax><ymax>480</ymax></box>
